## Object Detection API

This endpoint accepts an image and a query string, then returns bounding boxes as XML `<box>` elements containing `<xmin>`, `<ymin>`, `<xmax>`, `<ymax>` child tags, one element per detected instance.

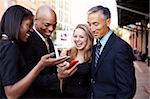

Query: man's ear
<box><xmin>34</xmin><ymin>17</ymin><xmax>39</xmax><ymax>26</ymax></box>
<box><xmin>106</xmin><ymin>18</ymin><xmax>111</xmax><ymax>27</ymax></box>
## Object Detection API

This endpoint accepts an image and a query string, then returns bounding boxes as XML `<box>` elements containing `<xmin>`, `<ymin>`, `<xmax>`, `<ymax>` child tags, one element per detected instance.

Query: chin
<box><xmin>46</xmin><ymin>35</ymin><xmax>51</xmax><ymax>38</ymax></box>
<box><xmin>94</xmin><ymin>36</ymin><xmax>99</xmax><ymax>39</ymax></box>
<box><xmin>76</xmin><ymin>47</ymin><xmax>84</xmax><ymax>50</ymax></box>
<box><xmin>23</xmin><ymin>38</ymin><xmax>28</xmax><ymax>42</ymax></box>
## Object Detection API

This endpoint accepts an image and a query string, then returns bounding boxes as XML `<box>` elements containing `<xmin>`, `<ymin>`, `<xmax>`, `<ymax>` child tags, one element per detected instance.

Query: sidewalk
<box><xmin>133</xmin><ymin>61</ymin><xmax>150</xmax><ymax>99</ymax></box>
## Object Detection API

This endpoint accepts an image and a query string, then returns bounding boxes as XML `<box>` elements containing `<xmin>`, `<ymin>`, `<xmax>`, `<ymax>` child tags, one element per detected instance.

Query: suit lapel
<box><xmin>92</xmin><ymin>33</ymin><xmax>116</xmax><ymax>76</ymax></box>
<box><xmin>47</xmin><ymin>38</ymin><xmax>55</xmax><ymax>54</ymax></box>
<box><xmin>91</xmin><ymin>45</ymin><xmax>96</xmax><ymax>76</ymax></box>
<box><xmin>33</xmin><ymin>31</ymin><xmax>48</xmax><ymax>53</ymax></box>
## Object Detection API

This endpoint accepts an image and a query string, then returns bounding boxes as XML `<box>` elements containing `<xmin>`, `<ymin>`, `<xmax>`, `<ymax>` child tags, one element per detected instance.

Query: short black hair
<box><xmin>88</xmin><ymin>5</ymin><xmax>111</xmax><ymax>20</ymax></box>
<box><xmin>0</xmin><ymin>5</ymin><xmax>33</xmax><ymax>40</ymax></box>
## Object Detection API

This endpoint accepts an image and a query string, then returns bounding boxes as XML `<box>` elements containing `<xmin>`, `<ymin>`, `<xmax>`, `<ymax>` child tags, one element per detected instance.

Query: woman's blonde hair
<box><xmin>69</xmin><ymin>24</ymin><xmax>94</xmax><ymax>63</ymax></box>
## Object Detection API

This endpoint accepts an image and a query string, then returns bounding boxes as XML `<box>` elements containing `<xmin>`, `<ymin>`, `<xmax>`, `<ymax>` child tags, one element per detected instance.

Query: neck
<box><xmin>76</xmin><ymin>50</ymin><xmax>85</xmax><ymax>63</ymax></box>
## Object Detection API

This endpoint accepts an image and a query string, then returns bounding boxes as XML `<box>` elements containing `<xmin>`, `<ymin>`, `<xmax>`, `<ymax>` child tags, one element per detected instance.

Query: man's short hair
<box><xmin>88</xmin><ymin>5</ymin><xmax>111</xmax><ymax>20</ymax></box>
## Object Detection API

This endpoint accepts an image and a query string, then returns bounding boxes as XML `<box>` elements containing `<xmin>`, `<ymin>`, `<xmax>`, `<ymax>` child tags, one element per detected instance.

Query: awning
<box><xmin>116</xmin><ymin>0</ymin><xmax>149</xmax><ymax>26</ymax></box>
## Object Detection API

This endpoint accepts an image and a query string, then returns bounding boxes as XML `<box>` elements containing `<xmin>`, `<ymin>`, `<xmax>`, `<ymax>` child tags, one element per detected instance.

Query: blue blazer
<box><xmin>91</xmin><ymin>33</ymin><xmax>136</xmax><ymax>99</ymax></box>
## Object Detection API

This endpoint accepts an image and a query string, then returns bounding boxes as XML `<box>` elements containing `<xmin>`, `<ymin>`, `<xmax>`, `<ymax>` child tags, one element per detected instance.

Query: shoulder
<box><xmin>28</xmin><ymin>31</ymin><xmax>38</xmax><ymax>40</ymax></box>
<box><xmin>26</xmin><ymin>31</ymin><xmax>42</xmax><ymax>45</ymax></box>
<box><xmin>0</xmin><ymin>40</ymin><xmax>20</xmax><ymax>61</ymax></box>
<box><xmin>0</xmin><ymin>40</ymin><xmax>19</xmax><ymax>51</ymax></box>
<box><xmin>111</xmin><ymin>33</ymin><xmax>132</xmax><ymax>48</ymax></box>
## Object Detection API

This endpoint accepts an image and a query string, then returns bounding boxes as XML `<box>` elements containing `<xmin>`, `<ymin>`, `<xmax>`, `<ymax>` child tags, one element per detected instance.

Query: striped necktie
<box><xmin>95</xmin><ymin>42</ymin><xmax>101</xmax><ymax>67</ymax></box>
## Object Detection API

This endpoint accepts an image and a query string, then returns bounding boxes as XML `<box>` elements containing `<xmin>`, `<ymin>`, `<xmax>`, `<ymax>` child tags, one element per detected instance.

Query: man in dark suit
<box><xmin>87</xmin><ymin>5</ymin><xmax>136</xmax><ymax>99</ymax></box>
<box><xmin>23</xmin><ymin>5</ymin><xmax>62</xmax><ymax>98</ymax></box>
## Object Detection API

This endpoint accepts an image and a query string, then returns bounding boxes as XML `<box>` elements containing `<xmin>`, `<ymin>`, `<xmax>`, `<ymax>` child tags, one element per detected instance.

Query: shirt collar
<box><xmin>98</xmin><ymin>29</ymin><xmax>112</xmax><ymax>47</ymax></box>
<box><xmin>33</xmin><ymin>26</ymin><xmax>46</xmax><ymax>42</ymax></box>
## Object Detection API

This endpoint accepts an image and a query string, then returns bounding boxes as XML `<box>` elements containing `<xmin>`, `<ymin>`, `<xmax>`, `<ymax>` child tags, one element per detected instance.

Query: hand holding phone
<box><xmin>49</xmin><ymin>52</ymin><xmax>55</xmax><ymax>57</ymax></box>
<box><xmin>67</xmin><ymin>60</ymin><xmax>79</xmax><ymax>70</ymax></box>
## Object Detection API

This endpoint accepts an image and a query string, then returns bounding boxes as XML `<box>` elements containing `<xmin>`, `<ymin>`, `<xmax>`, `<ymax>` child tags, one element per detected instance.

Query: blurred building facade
<box><xmin>123</xmin><ymin>22</ymin><xmax>150</xmax><ymax>66</ymax></box>
<box><xmin>0</xmin><ymin>0</ymin><xmax>5</xmax><ymax>19</ymax></box>
<box><xmin>116</xmin><ymin>0</ymin><xmax>150</xmax><ymax>66</ymax></box>
<box><xmin>0</xmin><ymin>0</ymin><xmax>72</xmax><ymax>30</ymax></box>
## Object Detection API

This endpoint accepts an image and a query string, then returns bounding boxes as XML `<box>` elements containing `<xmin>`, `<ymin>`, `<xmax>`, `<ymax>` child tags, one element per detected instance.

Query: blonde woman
<box><xmin>57</xmin><ymin>24</ymin><xmax>94</xmax><ymax>98</ymax></box>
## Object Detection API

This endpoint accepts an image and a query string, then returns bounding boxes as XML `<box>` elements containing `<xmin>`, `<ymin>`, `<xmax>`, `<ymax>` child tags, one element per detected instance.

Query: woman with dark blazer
<box><xmin>0</xmin><ymin>5</ymin><xmax>68</xmax><ymax>99</ymax></box>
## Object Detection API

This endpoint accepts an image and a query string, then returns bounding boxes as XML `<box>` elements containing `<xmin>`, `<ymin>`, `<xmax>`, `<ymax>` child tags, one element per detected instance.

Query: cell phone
<box><xmin>67</xmin><ymin>60</ymin><xmax>79</xmax><ymax>70</ymax></box>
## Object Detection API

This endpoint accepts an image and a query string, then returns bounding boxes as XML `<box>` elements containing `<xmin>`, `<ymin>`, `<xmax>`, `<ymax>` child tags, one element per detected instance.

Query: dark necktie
<box><xmin>95</xmin><ymin>42</ymin><xmax>101</xmax><ymax>67</ymax></box>
<box><xmin>44</xmin><ymin>38</ymin><xmax>50</xmax><ymax>53</ymax></box>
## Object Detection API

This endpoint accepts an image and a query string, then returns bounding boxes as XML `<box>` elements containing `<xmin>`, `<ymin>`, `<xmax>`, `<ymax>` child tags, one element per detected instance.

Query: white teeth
<box><xmin>76</xmin><ymin>43</ymin><xmax>82</xmax><ymax>47</ymax></box>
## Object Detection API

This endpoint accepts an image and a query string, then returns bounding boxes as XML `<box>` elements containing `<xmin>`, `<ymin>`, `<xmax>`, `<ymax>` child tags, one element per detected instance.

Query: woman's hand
<box><xmin>57</xmin><ymin>61</ymin><xmax>78</xmax><ymax>80</ymax></box>
<box><xmin>37</xmin><ymin>53</ymin><xmax>70</xmax><ymax>69</ymax></box>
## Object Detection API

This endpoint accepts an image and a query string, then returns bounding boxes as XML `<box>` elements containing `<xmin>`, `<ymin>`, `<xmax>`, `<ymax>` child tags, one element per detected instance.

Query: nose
<box><xmin>90</xmin><ymin>25</ymin><xmax>96</xmax><ymax>33</ymax></box>
<box><xmin>75</xmin><ymin>36</ymin><xmax>80</xmax><ymax>41</ymax></box>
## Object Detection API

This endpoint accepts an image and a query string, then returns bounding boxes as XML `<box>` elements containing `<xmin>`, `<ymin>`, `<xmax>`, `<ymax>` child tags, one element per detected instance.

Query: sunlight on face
<box><xmin>71</xmin><ymin>0</ymin><xmax>118</xmax><ymax>29</ymax></box>
<box><xmin>87</xmin><ymin>11</ymin><xmax>110</xmax><ymax>39</ymax></box>
<box><xmin>19</xmin><ymin>18</ymin><xmax>33</xmax><ymax>42</ymax></box>
<box><xmin>73</xmin><ymin>28</ymin><xmax>88</xmax><ymax>50</ymax></box>
<box><xmin>35</xmin><ymin>12</ymin><xmax>57</xmax><ymax>38</ymax></box>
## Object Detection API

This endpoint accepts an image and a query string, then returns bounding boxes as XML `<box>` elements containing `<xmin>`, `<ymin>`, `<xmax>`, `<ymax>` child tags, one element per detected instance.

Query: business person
<box><xmin>57</xmin><ymin>24</ymin><xmax>94</xmax><ymax>98</ymax></box>
<box><xmin>23</xmin><ymin>5</ymin><xmax>62</xmax><ymax>98</ymax></box>
<box><xmin>0</xmin><ymin>5</ymin><xmax>67</xmax><ymax>99</ymax></box>
<box><xmin>87</xmin><ymin>5</ymin><xmax>136</xmax><ymax>99</ymax></box>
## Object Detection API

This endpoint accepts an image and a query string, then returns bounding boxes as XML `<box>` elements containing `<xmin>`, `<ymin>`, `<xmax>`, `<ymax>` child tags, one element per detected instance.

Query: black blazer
<box><xmin>23</xmin><ymin>30</ymin><xmax>61</xmax><ymax>98</ymax></box>
<box><xmin>0</xmin><ymin>40</ymin><xmax>27</xmax><ymax>98</ymax></box>
<box><xmin>91</xmin><ymin>33</ymin><xmax>136</xmax><ymax>99</ymax></box>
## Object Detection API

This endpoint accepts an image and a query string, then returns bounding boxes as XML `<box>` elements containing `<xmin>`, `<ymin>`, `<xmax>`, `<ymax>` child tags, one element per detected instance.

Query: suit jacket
<box><xmin>91</xmin><ymin>33</ymin><xmax>136</xmax><ymax>99</ymax></box>
<box><xmin>23</xmin><ymin>30</ymin><xmax>61</xmax><ymax>98</ymax></box>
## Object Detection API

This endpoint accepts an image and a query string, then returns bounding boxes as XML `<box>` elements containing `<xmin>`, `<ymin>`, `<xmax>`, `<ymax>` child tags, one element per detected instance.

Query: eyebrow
<box><xmin>43</xmin><ymin>22</ymin><xmax>57</xmax><ymax>26</ymax></box>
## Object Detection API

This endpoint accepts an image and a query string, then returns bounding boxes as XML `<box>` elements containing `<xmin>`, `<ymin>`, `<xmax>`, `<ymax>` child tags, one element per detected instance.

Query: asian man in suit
<box><xmin>87</xmin><ymin>5</ymin><xmax>136</xmax><ymax>99</ymax></box>
<box><xmin>23</xmin><ymin>5</ymin><xmax>62</xmax><ymax>98</ymax></box>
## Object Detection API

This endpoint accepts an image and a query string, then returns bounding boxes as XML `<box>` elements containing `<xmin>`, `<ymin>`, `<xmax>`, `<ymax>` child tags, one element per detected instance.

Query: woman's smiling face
<box><xmin>73</xmin><ymin>28</ymin><xmax>88</xmax><ymax>50</ymax></box>
<box><xmin>19</xmin><ymin>17</ymin><xmax>33</xmax><ymax>42</ymax></box>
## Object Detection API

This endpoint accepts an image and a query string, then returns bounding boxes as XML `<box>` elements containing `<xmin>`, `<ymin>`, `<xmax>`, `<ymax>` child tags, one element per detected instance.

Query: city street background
<box><xmin>0</xmin><ymin>0</ymin><xmax>149</xmax><ymax>98</ymax></box>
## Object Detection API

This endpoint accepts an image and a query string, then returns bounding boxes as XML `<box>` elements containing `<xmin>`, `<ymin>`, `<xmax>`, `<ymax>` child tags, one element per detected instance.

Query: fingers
<box><xmin>65</xmin><ymin>64</ymin><xmax>77</xmax><ymax>76</ymax></box>
<box><xmin>43</xmin><ymin>53</ymin><xmax>67</xmax><ymax>60</ymax></box>
<box><xmin>57</xmin><ymin>62</ymin><xmax>78</xmax><ymax>79</ymax></box>
<box><xmin>53</xmin><ymin>56</ymin><xmax>70</xmax><ymax>65</ymax></box>
<box><xmin>42</xmin><ymin>54</ymin><xmax>51</xmax><ymax>59</ymax></box>
<box><xmin>49</xmin><ymin>52</ymin><xmax>55</xmax><ymax>57</ymax></box>
<box><xmin>57</xmin><ymin>61</ymin><xmax>68</xmax><ymax>67</ymax></box>
<box><xmin>41</xmin><ymin>54</ymin><xmax>71</xmax><ymax>67</ymax></box>
<box><xmin>57</xmin><ymin>62</ymin><xmax>69</xmax><ymax>72</ymax></box>
<box><xmin>60</xmin><ymin>50</ymin><xmax>67</xmax><ymax>57</ymax></box>
<box><xmin>69</xmin><ymin>67</ymin><xmax>77</xmax><ymax>76</ymax></box>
